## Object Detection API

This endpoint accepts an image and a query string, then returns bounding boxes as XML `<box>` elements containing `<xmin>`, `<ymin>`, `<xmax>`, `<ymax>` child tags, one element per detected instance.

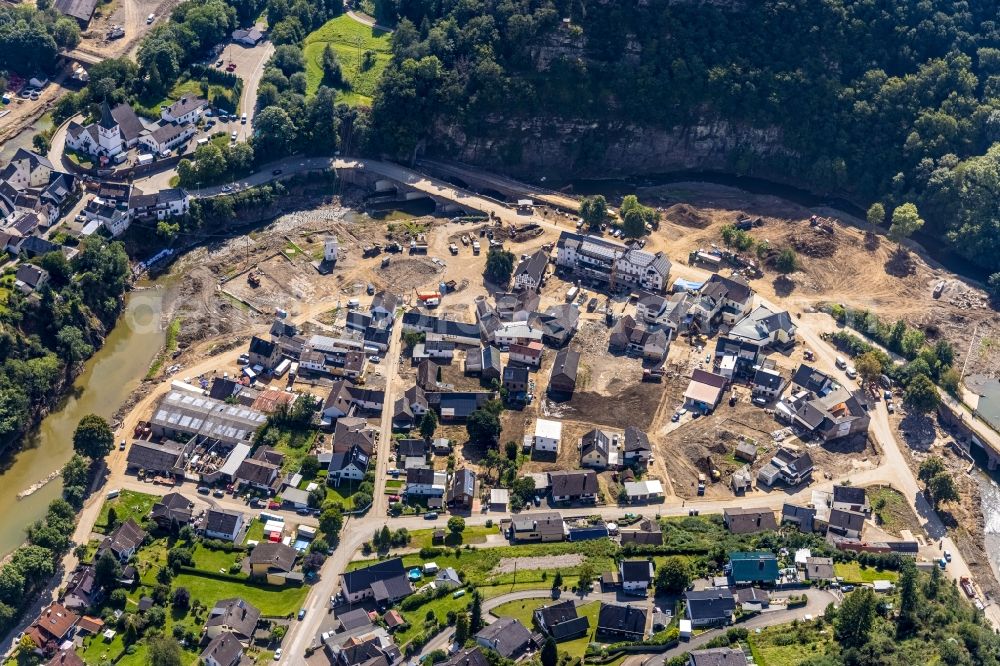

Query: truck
<box><xmin>961</xmin><ymin>577</ymin><xmax>976</xmax><ymax>598</ymax></box>
<box><xmin>362</xmin><ymin>244</ymin><xmax>382</xmax><ymax>258</ymax></box>
<box><xmin>697</xmin><ymin>473</ymin><xmax>706</xmax><ymax>495</ymax></box>
<box><xmin>449</xmin><ymin>243</ymin><xmax>458</xmax><ymax>255</ymax></box>
<box><xmin>289</xmin><ymin>362</ymin><xmax>299</xmax><ymax>378</ymax></box>
<box><xmin>566</xmin><ymin>286</ymin><xmax>579</xmax><ymax>302</ymax></box>
<box><xmin>472</xmin><ymin>240</ymin><xmax>481</xmax><ymax>255</ymax></box>
<box><xmin>273</xmin><ymin>358</ymin><xmax>291</xmax><ymax>378</ymax></box>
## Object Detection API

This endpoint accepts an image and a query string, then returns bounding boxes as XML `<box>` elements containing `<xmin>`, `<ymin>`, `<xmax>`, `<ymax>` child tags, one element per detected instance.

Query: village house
<box><xmin>328</xmin><ymin>445</ymin><xmax>371</xmax><ymax>486</ymax></box>
<box><xmin>791</xmin><ymin>364</ymin><xmax>837</xmax><ymax>397</ymax></box>
<box><xmin>805</xmin><ymin>557</ymin><xmax>836</xmax><ymax>581</ymax></box>
<box><xmin>596</xmin><ymin>603</ymin><xmax>647</xmax><ymax>641</ymax></box>
<box><xmin>502</xmin><ymin>364</ymin><xmax>530</xmax><ymax>395</ymax></box>
<box><xmin>339</xmin><ymin>557</ymin><xmax>412</xmax><ymax>605</ymax></box>
<box><xmin>684</xmin><ymin>589</ymin><xmax>735</xmax><ymax>628</ymax></box>
<box><xmin>126</xmin><ymin>439</ymin><xmax>186</xmax><ymax>477</ymax></box>
<box><xmin>549</xmin><ymin>470</ymin><xmax>598</xmax><ymax>503</ymax></box>
<box><xmin>530</xmin><ymin>419</ymin><xmax>562</xmax><ymax>453</ymax></box>
<box><xmin>782</xmin><ymin>503</ymin><xmax>817</xmax><ymax>532</ymax></box>
<box><xmin>205</xmin><ymin>598</ymin><xmax>260</xmax><ymax>643</ymax></box>
<box><xmin>392</xmin><ymin>385</ymin><xmax>429</xmax><ymax>429</ymax></box>
<box><xmin>201</xmin><ymin>632</ymin><xmax>244</xmax><ymax>666</ymax></box>
<box><xmin>609</xmin><ymin>315</ymin><xmax>670</xmax><ymax>361</ymax></box>
<box><xmin>149</xmin><ymin>492</ymin><xmax>193</xmax><ymax>530</ymax></box>
<box><xmin>780</xmin><ymin>387</ymin><xmax>871</xmax><ymax>442</ymax></box>
<box><xmin>510</xmin><ymin>511</ymin><xmax>565</xmax><ymax>542</ymax></box>
<box><xmin>728</xmin><ymin>551</ymin><xmax>780</xmax><ymax>586</ymax></box>
<box><xmin>64</xmin><ymin>566</ymin><xmax>102</xmax><ymax>610</ymax></box>
<box><xmin>619</xmin><ymin>560</ymin><xmax>654</xmax><ymax>595</ymax></box>
<box><xmin>447</xmin><ymin>469</ymin><xmax>477</xmax><ymax>509</ymax></box>
<box><xmin>549</xmin><ymin>347</ymin><xmax>580</xmax><ymax>395</ymax></box>
<box><xmin>832</xmin><ymin>485</ymin><xmax>869</xmax><ymax>514</ymax></box>
<box><xmin>619</xmin><ymin>519</ymin><xmax>663</xmax><ymax>546</ymax></box>
<box><xmin>475</xmin><ymin>617</ymin><xmax>533</xmax><ymax>659</ymax></box>
<box><xmin>428</xmin><ymin>391</ymin><xmax>493</xmax><ymax>421</ymax></box>
<box><xmin>751</xmin><ymin>366</ymin><xmax>787</xmax><ymax>402</ymax></box>
<box><xmin>684</xmin><ymin>369</ymin><xmax>729</xmax><ymax>412</ymax></box>
<box><xmin>530</xmin><ymin>304</ymin><xmax>580</xmax><ymax>347</ymax></box>
<box><xmin>512</xmin><ymin>249</ymin><xmax>548</xmax><ymax>291</ymax></box>
<box><xmin>98</xmin><ymin>519</ymin><xmax>146</xmax><ymax>563</ymax></box>
<box><xmin>247</xmin><ymin>542</ymin><xmax>298</xmax><ymax>584</ymax></box>
<box><xmin>688</xmin><ymin>274</ymin><xmax>753</xmax><ymax>332</ymax></box>
<box><xmin>204</xmin><ymin>509</ymin><xmax>244</xmax><ymax>542</ymax></box>
<box><xmin>622</xmin><ymin>426</ymin><xmax>652</xmax><ymax>467</ymax></box>
<box><xmin>160</xmin><ymin>96</ymin><xmax>209</xmax><ymax>124</ymax></box>
<box><xmin>623</xmin><ymin>479</ymin><xmax>664</xmax><ymax>503</ymax></box>
<box><xmin>233</xmin><ymin>458</ymin><xmax>279</xmax><ymax>492</ymax></box>
<box><xmin>333</xmin><ymin>417</ymin><xmax>377</xmax><ymax>455</ymax></box>
<box><xmin>727</xmin><ymin>304</ymin><xmax>797</xmax><ymax>349</ymax></box>
<box><xmin>555</xmin><ymin>231</ymin><xmax>671</xmax><ymax>292</ymax></box>
<box><xmin>827</xmin><ymin>508</ymin><xmax>866</xmax><ymax>539</ymax></box>
<box><xmin>757</xmin><ymin>446</ymin><xmax>813</xmax><ymax>488</ymax></box>
<box><xmin>534</xmin><ymin>599</ymin><xmax>590</xmax><ymax>641</ymax></box>
<box><xmin>508</xmin><ymin>340</ymin><xmax>543</xmax><ymax>368</ymax></box>
<box><xmin>13</xmin><ymin>263</ymin><xmax>49</xmax><ymax>294</ymax></box>
<box><xmin>406</xmin><ymin>467</ymin><xmax>447</xmax><ymax>496</ymax></box>
<box><xmin>580</xmin><ymin>429</ymin><xmax>620</xmax><ymax>469</ymax></box>
<box><xmin>723</xmin><ymin>508</ymin><xmax>778</xmax><ymax>534</ymax></box>
<box><xmin>689</xmin><ymin>648</ymin><xmax>746</xmax><ymax>666</ymax></box>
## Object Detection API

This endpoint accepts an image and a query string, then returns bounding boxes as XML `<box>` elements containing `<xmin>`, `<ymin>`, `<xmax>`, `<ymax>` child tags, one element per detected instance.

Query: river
<box><xmin>0</xmin><ymin>281</ymin><xmax>171</xmax><ymax>557</ymax></box>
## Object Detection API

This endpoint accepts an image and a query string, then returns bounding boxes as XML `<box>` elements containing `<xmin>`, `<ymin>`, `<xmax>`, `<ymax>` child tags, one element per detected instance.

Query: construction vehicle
<box><xmin>729</xmin><ymin>390</ymin><xmax>738</xmax><ymax>407</ymax></box>
<box><xmin>247</xmin><ymin>271</ymin><xmax>260</xmax><ymax>287</ymax></box>
<box><xmin>362</xmin><ymin>244</ymin><xmax>382</xmax><ymax>257</ymax></box>
<box><xmin>472</xmin><ymin>240</ymin><xmax>481</xmax><ymax>255</ymax></box>
<box><xmin>697</xmin><ymin>473</ymin><xmax>706</xmax><ymax>495</ymax></box>
<box><xmin>642</xmin><ymin>368</ymin><xmax>665</xmax><ymax>382</ymax></box>
<box><xmin>461</xmin><ymin>234</ymin><xmax>469</xmax><ymax>246</ymax></box>
<box><xmin>961</xmin><ymin>577</ymin><xmax>975</xmax><ymax>598</ymax></box>
<box><xmin>380</xmin><ymin>256</ymin><xmax>391</xmax><ymax>268</ymax></box>
<box><xmin>449</xmin><ymin>243</ymin><xmax>458</xmax><ymax>255</ymax></box>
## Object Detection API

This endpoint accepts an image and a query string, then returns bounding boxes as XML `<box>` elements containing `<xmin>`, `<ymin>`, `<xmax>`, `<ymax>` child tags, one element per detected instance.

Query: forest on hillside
<box><xmin>366</xmin><ymin>0</ymin><xmax>1000</xmax><ymax>275</ymax></box>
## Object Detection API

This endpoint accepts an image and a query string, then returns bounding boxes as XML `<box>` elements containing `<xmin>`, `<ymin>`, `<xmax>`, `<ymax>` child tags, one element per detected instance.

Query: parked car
<box><xmin>425</xmin><ymin>512</ymin><xmax>439</xmax><ymax>520</ymax></box>
<box><xmin>296</xmin><ymin>508</ymin><xmax>310</xmax><ymax>515</ymax></box>
<box><xmin>197</xmin><ymin>487</ymin><xmax>210</xmax><ymax>495</ymax></box>
<box><xmin>119</xmin><ymin>440</ymin><xmax>126</xmax><ymax>451</ymax></box>
<box><xmin>241</xmin><ymin>113</ymin><xmax>247</xmax><ymax>124</ymax></box>
<box><xmin>213</xmin><ymin>489</ymin><xmax>225</xmax><ymax>498</ymax></box>
<box><xmin>388</xmin><ymin>495</ymin><xmax>400</xmax><ymax>502</ymax></box>
<box><xmin>298</xmin><ymin>609</ymin><xmax>306</xmax><ymax>620</ymax></box>
<box><xmin>230</xmin><ymin>131</ymin><xmax>237</xmax><ymax>141</ymax></box>
<box><xmin>369</xmin><ymin>355</ymin><xmax>381</xmax><ymax>363</ymax></box>
<box><xmin>273</xmin><ymin>649</ymin><xmax>282</xmax><ymax>661</ymax></box>
<box><xmin>268</xmin><ymin>500</ymin><xmax>280</xmax><ymax>509</ymax></box>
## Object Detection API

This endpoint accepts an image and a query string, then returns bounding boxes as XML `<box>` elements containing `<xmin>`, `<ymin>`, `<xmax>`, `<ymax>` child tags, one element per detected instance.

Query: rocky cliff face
<box><xmin>431</xmin><ymin>117</ymin><xmax>797</xmax><ymax>181</ymax></box>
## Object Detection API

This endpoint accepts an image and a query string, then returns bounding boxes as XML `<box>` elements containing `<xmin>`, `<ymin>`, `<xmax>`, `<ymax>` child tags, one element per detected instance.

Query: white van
<box><xmin>835</xmin><ymin>356</ymin><xmax>847</xmax><ymax>369</ymax></box>
<box><xmin>106</xmin><ymin>489</ymin><xmax>121</xmax><ymax>499</ymax></box>
<box><xmin>846</xmin><ymin>367</ymin><xmax>858</xmax><ymax>380</ymax></box>
<box><xmin>196</xmin><ymin>137</ymin><xmax>209</xmax><ymax>146</ymax></box>
<box><xmin>146</xmin><ymin>13</ymin><xmax>155</xmax><ymax>23</ymax></box>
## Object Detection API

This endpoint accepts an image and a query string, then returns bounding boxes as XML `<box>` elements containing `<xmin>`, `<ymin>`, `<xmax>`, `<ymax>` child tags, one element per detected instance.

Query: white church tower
<box><xmin>97</xmin><ymin>100</ymin><xmax>123</xmax><ymax>155</ymax></box>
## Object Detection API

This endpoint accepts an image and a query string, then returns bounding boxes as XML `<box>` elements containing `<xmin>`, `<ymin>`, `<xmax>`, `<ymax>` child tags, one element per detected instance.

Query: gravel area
<box><xmin>493</xmin><ymin>554</ymin><xmax>583</xmax><ymax>574</ymax></box>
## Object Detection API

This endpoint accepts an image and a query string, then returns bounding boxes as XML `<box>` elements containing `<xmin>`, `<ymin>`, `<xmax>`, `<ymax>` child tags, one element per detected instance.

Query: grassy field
<box><xmin>834</xmin><ymin>561</ymin><xmax>900</xmax><ymax>584</ymax></box>
<box><xmin>95</xmin><ymin>490</ymin><xmax>159</xmax><ymax>533</ymax></box>
<box><xmin>172</xmin><ymin>572</ymin><xmax>309</xmax><ymax>616</ymax></box>
<box><xmin>302</xmin><ymin>15</ymin><xmax>392</xmax><ymax>104</ymax></box>
<box><xmin>749</xmin><ymin>621</ymin><xmax>834</xmax><ymax>665</ymax></box>
<box><xmin>272</xmin><ymin>427</ymin><xmax>317</xmax><ymax>474</ymax></box>
<box><xmin>869</xmin><ymin>486</ymin><xmax>920</xmax><ymax>537</ymax></box>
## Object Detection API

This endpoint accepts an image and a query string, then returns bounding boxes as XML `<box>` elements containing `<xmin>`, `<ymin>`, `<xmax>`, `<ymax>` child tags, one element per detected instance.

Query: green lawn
<box><xmin>272</xmin><ymin>427</ymin><xmax>317</xmax><ymax>474</ymax></box>
<box><xmin>394</xmin><ymin>591</ymin><xmax>476</xmax><ymax>647</ymax></box>
<box><xmin>749</xmin><ymin>621</ymin><xmax>834</xmax><ymax>665</ymax></box>
<box><xmin>834</xmin><ymin>562</ymin><xmax>900</xmax><ymax>584</ymax></box>
<box><xmin>172</xmin><ymin>572</ymin><xmax>309</xmax><ymax>617</ymax></box>
<box><xmin>244</xmin><ymin>518</ymin><xmax>266</xmax><ymax>544</ymax></box>
<box><xmin>302</xmin><ymin>15</ymin><xmax>392</xmax><ymax>104</ymax></box>
<box><xmin>348</xmin><ymin>539</ymin><xmax>617</xmax><ymax>590</ymax></box>
<box><xmin>192</xmin><ymin>543</ymin><xmax>244</xmax><ymax>573</ymax></box>
<box><xmin>409</xmin><ymin>525</ymin><xmax>495</xmax><ymax>549</ymax></box>
<box><xmin>489</xmin><ymin>597</ymin><xmax>600</xmax><ymax>657</ymax></box>
<box><xmin>95</xmin><ymin>490</ymin><xmax>159</xmax><ymax>534</ymax></box>
<box><xmin>326</xmin><ymin>481</ymin><xmax>357</xmax><ymax>509</ymax></box>
<box><xmin>869</xmin><ymin>486</ymin><xmax>920</xmax><ymax>537</ymax></box>
<box><xmin>136</xmin><ymin>78</ymin><xmax>239</xmax><ymax>116</ymax></box>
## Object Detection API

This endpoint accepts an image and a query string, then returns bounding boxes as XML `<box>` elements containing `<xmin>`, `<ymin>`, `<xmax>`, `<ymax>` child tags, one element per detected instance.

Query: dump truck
<box><xmin>449</xmin><ymin>243</ymin><xmax>458</xmax><ymax>255</ymax></box>
<box><xmin>642</xmin><ymin>368</ymin><xmax>664</xmax><ymax>382</ymax></box>
<box><xmin>472</xmin><ymin>240</ymin><xmax>481</xmax><ymax>255</ymax></box>
<box><xmin>362</xmin><ymin>244</ymin><xmax>382</xmax><ymax>257</ymax></box>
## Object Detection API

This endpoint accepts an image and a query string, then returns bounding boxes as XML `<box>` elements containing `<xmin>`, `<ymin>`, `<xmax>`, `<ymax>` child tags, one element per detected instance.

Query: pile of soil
<box><xmin>790</xmin><ymin>230</ymin><xmax>838</xmax><ymax>258</ymax></box>
<box><xmin>664</xmin><ymin>203</ymin><xmax>710</xmax><ymax>228</ymax></box>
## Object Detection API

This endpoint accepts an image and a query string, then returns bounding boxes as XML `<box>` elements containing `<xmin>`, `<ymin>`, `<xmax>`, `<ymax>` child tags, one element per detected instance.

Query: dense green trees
<box><xmin>0</xmin><ymin>500</ymin><xmax>78</xmax><ymax>637</ymax></box>
<box><xmin>73</xmin><ymin>414</ymin><xmax>115</xmax><ymax>461</ymax></box>
<box><xmin>366</xmin><ymin>0</ymin><xmax>1000</xmax><ymax>274</ymax></box>
<box><xmin>579</xmin><ymin>196</ymin><xmax>608</xmax><ymax>231</ymax></box>
<box><xmin>484</xmin><ymin>247</ymin><xmax>515</xmax><ymax>286</ymax></box>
